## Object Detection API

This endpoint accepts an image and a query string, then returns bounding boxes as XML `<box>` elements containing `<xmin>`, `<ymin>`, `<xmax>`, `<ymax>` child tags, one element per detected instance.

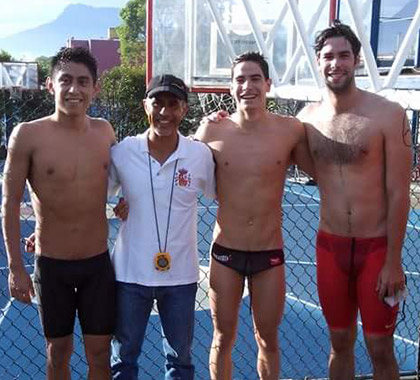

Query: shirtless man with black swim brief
<box><xmin>2</xmin><ymin>47</ymin><xmax>116</xmax><ymax>380</ymax></box>
<box><xmin>298</xmin><ymin>21</ymin><xmax>412</xmax><ymax>380</ymax></box>
<box><xmin>195</xmin><ymin>52</ymin><xmax>313</xmax><ymax>380</ymax></box>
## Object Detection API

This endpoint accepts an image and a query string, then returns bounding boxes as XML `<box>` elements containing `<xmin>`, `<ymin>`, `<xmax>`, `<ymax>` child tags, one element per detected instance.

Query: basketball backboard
<box><xmin>147</xmin><ymin>0</ymin><xmax>420</xmax><ymax>106</ymax></box>
<box><xmin>0</xmin><ymin>62</ymin><xmax>38</xmax><ymax>90</ymax></box>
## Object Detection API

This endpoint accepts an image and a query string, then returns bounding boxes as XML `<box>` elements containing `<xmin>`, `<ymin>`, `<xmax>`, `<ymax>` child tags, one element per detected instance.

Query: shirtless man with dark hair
<box><xmin>195</xmin><ymin>52</ymin><xmax>312</xmax><ymax>380</ymax></box>
<box><xmin>299</xmin><ymin>21</ymin><xmax>411</xmax><ymax>380</ymax></box>
<box><xmin>2</xmin><ymin>47</ymin><xmax>116</xmax><ymax>380</ymax></box>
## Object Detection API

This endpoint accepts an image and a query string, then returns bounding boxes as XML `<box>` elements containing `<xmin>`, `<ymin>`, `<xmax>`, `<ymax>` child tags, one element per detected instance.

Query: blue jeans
<box><xmin>111</xmin><ymin>281</ymin><xmax>197</xmax><ymax>380</ymax></box>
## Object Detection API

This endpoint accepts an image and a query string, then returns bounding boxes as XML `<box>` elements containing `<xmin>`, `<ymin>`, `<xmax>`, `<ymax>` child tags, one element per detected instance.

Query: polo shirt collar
<box><xmin>138</xmin><ymin>129</ymin><xmax>188</xmax><ymax>163</ymax></box>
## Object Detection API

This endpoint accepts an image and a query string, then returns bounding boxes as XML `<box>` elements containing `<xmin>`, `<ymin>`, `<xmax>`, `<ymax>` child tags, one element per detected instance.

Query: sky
<box><xmin>0</xmin><ymin>0</ymin><xmax>409</xmax><ymax>41</ymax></box>
<box><xmin>0</xmin><ymin>0</ymin><xmax>409</xmax><ymax>39</ymax></box>
<box><xmin>0</xmin><ymin>0</ymin><xmax>129</xmax><ymax>39</ymax></box>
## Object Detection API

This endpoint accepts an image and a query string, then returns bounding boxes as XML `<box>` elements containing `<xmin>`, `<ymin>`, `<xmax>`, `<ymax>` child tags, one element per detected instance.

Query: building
<box><xmin>66</xmin><ymin>28</ymin><xmax>121</xmax><ymax>76</ymax></box>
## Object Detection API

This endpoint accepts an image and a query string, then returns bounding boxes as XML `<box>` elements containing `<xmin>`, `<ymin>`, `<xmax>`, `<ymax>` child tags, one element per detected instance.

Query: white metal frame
<box><xmin>151</xmin><ymin>0</ymin><xmax>420</xmax><ymax>102</ymax></box>
<box><xmin>0</xmin><ymin>62</ymin><xmax>38</xmax><ymax>89</ymax></box>
<box><xmin>203</xmin><ymin>0</ymin><xmax>420</xmax><ymax>100</ymax></box>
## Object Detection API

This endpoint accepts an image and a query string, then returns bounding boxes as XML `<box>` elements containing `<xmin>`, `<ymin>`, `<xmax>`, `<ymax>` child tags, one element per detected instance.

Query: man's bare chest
<box><xmin>211</xmin><ymin>136</ymin><xmax>291</xmax><ymax>176</ymax></box>
<box><xmin>309</xmin><ymin>114</ymin><xmax>380</xmax><ymax>165</ymax></box>
<box><xmin>31</xmin><ymin>142</ymin><xmax>110</xmax><ymax>183</ymax></box>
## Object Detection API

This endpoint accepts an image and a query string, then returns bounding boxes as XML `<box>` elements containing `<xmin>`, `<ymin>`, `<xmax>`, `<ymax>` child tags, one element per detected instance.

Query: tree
<box><xmin>117</xmin><ymin>0</ymin><xmax>146</xmax><ymax>66</ymax></box>
<box><xmin>0</xmin><ymin>49</ymin><xmax>13</xmax><ymax>62</ymax></box>
<box><xmin>98</xmin><ymin>64</ymin><xmax>147</xmax><ymax>139</ymax></box>
<box><xmin>35</xmin><ymin>56</ymin><xmax>51</xmax><ymax>87</ymax></box>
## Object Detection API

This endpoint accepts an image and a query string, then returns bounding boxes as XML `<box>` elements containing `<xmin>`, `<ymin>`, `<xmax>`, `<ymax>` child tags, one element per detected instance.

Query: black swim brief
<box><xmin>33</xmin><ymin>251</ymin><xmax>116</xmax><ymax>339</ymax></box>
<box><xmin>211</xmin><ymin>243</ymin><xmax>284</xmax><ymax>276</ymax></box>
<box><xmin>211</xmin><ymin>243</ymin><xmax>284</xmax><ymax>313</ymax></box>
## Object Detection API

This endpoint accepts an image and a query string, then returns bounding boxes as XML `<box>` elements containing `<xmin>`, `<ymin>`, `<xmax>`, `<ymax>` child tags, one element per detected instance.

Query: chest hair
<box><xmin>311</xmin><ymin>114</ymin><xmax>370</xmax><ymax>165</ymax></box>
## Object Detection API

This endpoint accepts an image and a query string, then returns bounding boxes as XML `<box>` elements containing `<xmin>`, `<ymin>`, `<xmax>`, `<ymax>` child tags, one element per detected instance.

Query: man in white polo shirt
<box><xmin>108</xmin><ymin>74</ymin><xmax>216</xmax><ymax>380</ymax></box>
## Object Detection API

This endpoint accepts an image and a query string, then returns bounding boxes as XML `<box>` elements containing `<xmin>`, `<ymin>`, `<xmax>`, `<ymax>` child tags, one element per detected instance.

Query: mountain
<box><xmin>0</xmin><ymin>4</ymin><xmax>122</xmax><ymax>60</ymax></box>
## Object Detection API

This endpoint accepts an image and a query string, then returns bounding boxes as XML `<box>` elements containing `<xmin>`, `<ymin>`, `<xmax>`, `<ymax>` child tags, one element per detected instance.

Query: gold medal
<box><xmin>154</xmin><ymin>252</ymin><xmax>171</xmax><ymax>271</ymax></box>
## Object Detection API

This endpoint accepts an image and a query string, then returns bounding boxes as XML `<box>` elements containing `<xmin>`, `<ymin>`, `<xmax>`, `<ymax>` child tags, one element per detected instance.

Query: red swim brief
<box><xmin>316</xmin><ymin>230</ymin><xmax>398</xmax><ymax>336</ymax></box>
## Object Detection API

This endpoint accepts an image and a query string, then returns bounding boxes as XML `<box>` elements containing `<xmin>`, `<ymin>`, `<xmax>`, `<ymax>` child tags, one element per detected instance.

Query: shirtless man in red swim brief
<box><xmin>299</xmin><ymin>21</ymin><xmax>412</xmax><ymax>380</ymax></box>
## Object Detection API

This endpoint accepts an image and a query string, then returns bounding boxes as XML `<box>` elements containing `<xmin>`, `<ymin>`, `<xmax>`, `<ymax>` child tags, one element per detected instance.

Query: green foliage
<box><xmin>98</xmin><ymin>64</ymin><xmax>147</xmax><ymax>140</ymax></box>
<box><xmin>117</xmin><ymin>0</ymin><xmax>146</xmax><ymax>66</ymax></box>
<box><xmin>0</xmin><ymin>49</ymin><xmax>13</xmax><ymax>62</ymax></box>
<box><xmin>35</xmin><ymin>56</ymin><xmax>52</xmax><ymax>87</ymax></box>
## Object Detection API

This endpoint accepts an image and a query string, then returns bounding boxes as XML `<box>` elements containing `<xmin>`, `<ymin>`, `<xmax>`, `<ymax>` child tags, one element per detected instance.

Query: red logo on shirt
<box><xmin>176</xmin><ymin>168</ymin><xmax>191</xmax><ymax>187</ymax></box>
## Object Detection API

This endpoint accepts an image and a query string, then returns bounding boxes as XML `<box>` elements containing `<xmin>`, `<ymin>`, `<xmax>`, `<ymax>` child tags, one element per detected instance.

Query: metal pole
<box><xmin>412</xmin><ymin>111</ymin><xmax>419</xmax><ymax>155</ymax></box>
<box><xmin>146</xmin><ymin>0</ymin><xmax>153</xmax><ymax>84</ymax></box>
<box><xmin>370</xmin><ymin>0</ymin><xmax>381</xmax><ymax>64</ymax></box>
<box><xmin>184</xmin><ymin>0</ymin><xmax>195</xmax><ymax>87</ymax></box>
<box><xmin>329</xmin><ymin>0</ymin><xmax>337</xmax><ymax>24</ymax></box>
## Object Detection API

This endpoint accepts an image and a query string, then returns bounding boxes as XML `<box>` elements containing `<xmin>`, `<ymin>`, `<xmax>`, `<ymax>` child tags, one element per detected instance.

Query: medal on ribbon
<box><xmin>148</xmin><ymin>152</ymin><xmax>178</xmax><ymax>272</ymax></box>
<box><xmin>154</xmin><ymin>252</ymin><xmax>171</xmax><ymax>271</ymax></box>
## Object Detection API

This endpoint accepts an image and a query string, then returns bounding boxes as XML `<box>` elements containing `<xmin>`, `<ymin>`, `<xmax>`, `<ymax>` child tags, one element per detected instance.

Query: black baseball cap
<box><xmin>145</xmin><ymin>74</ymin><xmax>189</xmax><ymax>102</ymax></box>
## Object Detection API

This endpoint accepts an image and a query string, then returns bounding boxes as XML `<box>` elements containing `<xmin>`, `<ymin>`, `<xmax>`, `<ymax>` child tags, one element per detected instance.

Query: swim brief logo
<box><xmin>175</xmin><ymin>168</ymin><xmax>191</xmax><ymax>187</ymax></box>
<box><xmin>214</xmin><ymin>253</ymin><xmax>230</xmax><ymax>262</ymax></box>
<box><xmin>384</xmin><ymin>322</ymin><xmax>395</xmax><ymax>330</ymax></box>
<box><xmin>269</xmin><ymin>257</ymin><xmax>282</xmax><ymax>266</ymax></box>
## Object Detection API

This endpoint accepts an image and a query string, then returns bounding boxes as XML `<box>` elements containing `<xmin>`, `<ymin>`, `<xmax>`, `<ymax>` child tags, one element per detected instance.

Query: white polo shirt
<box><xmin>108</xmin><ymin>130</ymin><xmax>216</xmax><ymax>286</ymax></box>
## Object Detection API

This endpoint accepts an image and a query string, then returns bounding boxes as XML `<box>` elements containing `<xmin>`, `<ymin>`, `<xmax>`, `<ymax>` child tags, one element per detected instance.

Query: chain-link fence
<box><xmin>0</xmin><ymin>89</ymin><xmax>419</xmax><ymax>379</ymax></box>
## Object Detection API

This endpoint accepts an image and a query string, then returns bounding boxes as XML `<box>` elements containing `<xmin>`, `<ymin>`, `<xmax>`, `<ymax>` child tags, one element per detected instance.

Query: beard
<box><xmin>325</xmin><ymin>73</ymin><xmax>355</xmax><ymax>94</ymax></box>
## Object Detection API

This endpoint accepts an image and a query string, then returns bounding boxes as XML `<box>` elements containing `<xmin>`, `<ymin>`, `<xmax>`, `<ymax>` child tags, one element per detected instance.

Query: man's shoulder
<box><xmin>268</xmin><ymin>113</ymin><xmax>305</xmax><ymax>136</ymax></box>
<box><xmin>21</xmin><ymin>115</ymin><xmax>53</xmax><ymax>129</ymax></box>
<box><xmin>181</xmin><ymin>135</ymin><xmax>214</xmax><ymax>158</ymax></box>
<box><xmin>296</xmin><ymin>102</ymin><xmax>321</xmax><ymax>122</ymax></box>
<box><xmin>11</xmin><ymin>116</ymin><xmax>53</xmax><ymax>140</ymax></box>
<box><xmin>196</xmin><ymin>115</ymin><xmax>235</xmax><ymax>139</ymax></box>
<box><xmin>89</xmin><ymin>116</ymin><xmax>112</xmax><ymax>127</ymax></box>
<box><xmin>112</xmin><ymin>135</ymin><xmax>141</xmax><ymax>154</ymax></box>
<box><xmin>365</xmin><ymin>91</ymin><xmax>403</xmax><ymax>113</ymax></box>
<box><xmin>269</xmin><ymin>112</ymin><xmax>301</xmax><ymax>125</ymax></box>
<box><xmin>361</xmin><ymin>91</ymin><xmax>405</xmax><ymax>128</ymax></box>
<box><xmin>89</xmin><ymin>116</ymin><xmax>115</xmax><ymax>137</ymax></box>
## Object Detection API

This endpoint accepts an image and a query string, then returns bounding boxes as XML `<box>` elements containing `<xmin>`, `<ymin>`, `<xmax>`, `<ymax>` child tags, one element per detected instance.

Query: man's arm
<box><xmin>108</xmin><ymin>145</ymin><xmax>130</xmax><ymax>221</ymax></box>
<box><xmin>377</xmin><ymin>106</ymin><xmax>412</xmax><ymax>298</ymax></box>
<box><xmin>291</xmin><ymin>121</ymin><xmax>315</xmax><ymax>179</ymax></box>
<box><xmin>200</xmin><ymin>143</ymin><xmax>217</xmax><ymax>200</ymax></box>
<box><xmin>105</xmin><ymin>119</ymin><xmax>117</xmax><ymax>146</ymax></box>
<box><xmin>103</xmin><ymin>118</ymin><xmax>118</xmax><ymax>196</ymax></box>
<box><xmin>2</xmin><ymin>123</ymin><xmax>35</xmax><ymax>303</ymax></box>
<box><xmin>108</xmin><ymin>145</ymin><xmax>121</xmax><ymax>197</ymax></box>
<box><xmin>194</xmin><ymin>118</ymin><xmax>212</xmax><ymax>143</ymax></box>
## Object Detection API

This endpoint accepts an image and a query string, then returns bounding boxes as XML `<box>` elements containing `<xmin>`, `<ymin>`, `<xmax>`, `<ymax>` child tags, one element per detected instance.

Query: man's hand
<box><xmin>376</xmin><ymin>261</ymin><xmax>405</xmax><ymax>300</ymax></box>
<box><xmin>202</xmin><ymin>110</ymin><xmax>229</xmax><ymax>124</ymax></box>
<box><xmin>9</xmin><ymin>266</ymin><xmax>34</xmax><ymax>304</ymax></box>
<box><xmin>113</xmin><ymin>198</ymin><xmax>129</xmax><ymax>221</ymax></box>
<box><xmin>22</xmin><ymin>233</ymin><xmax>35</xmax><ymax>253</ymax></box>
